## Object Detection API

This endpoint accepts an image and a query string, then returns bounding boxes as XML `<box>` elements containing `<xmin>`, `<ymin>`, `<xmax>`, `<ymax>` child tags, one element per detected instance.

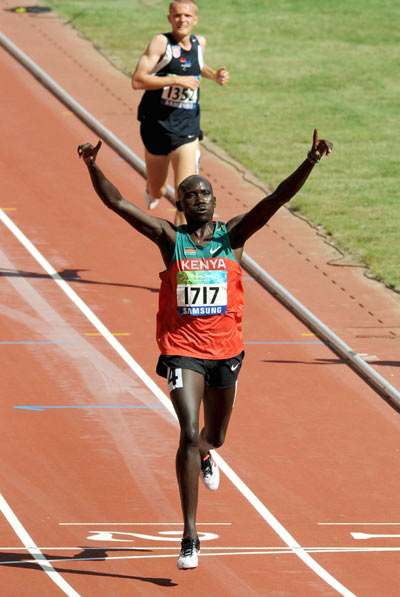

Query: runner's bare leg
<box><xmin>169</xmin><ymin>369</ymin><xmax>204</xmax><ymax>539</ymax></box>
<box><xmin>144</xmin><ymin>149</ymin><xmax>170</xmax><ymax>200</ymax></box>
<box><xmin>171</xmin><ymin>139</ymin><xmax>201</xmax><ymax>226</ymax></box>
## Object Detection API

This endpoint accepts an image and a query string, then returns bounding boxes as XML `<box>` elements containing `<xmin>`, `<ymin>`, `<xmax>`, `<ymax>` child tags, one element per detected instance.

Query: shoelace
<box><xmin>181</xmin><ymin>538</ymin><xmax>199</xmax><ymax>556</ymax></box>
<box><xmin>201</xmin><ymin>454</ymin><xmax>213</xmax><ymax>477</ymax></box>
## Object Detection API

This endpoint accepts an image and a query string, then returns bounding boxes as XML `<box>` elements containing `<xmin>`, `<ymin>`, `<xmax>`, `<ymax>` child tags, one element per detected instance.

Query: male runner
<box><xmin>132</xmin><ymin>0</ymin><xmax>229</xmax><ymax>224</ymax></box>
<box><xmin>77</xmin><ymin>129</ymin><xmax>332</xmax><ymax>569</ymax></box>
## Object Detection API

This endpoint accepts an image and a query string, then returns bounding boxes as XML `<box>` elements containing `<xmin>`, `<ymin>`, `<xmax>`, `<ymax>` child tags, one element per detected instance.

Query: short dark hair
<box><xmin>177</xmin><ymin>175</ymin><xmax>212</xmax><ymax>200</ymax></box>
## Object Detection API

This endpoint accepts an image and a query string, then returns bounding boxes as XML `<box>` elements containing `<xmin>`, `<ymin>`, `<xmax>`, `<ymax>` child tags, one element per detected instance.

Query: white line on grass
<box><xmin>1</xmin><ymin>208</ymin><xmax>357</xmax><ymax>596</ymax></box>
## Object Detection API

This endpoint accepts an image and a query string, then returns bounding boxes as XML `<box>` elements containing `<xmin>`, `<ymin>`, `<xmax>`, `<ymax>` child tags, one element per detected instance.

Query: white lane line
<box><xmin>352</xmin><ymin>533</ymin><xmax>400</xmax><ymax>540</ymax></box>
<box><xmin>3</xmin><ymin>545</ymin><xmax>400</xmax><ymax>552</ymax></box>
<box><xmin>1</xmin><ymin>208</ymin><xmax>356</xmax><ymax>597</ymax></box>
<box><xmin>319</xmin><ymin>523</ymin><xmax>400</xmax><ymax>526</ymax></box>
<box><xmin>0</xmin><ymin>494</ymin><xmax>81</xmax><ymax>597</ymax></box>
<box><xmin>58</xmin><ymin>522</ymin><xmax>231</xmax><ymax>525</ymax></box>
<box><xmin>3</xmin><ymin>546</ymin><xmax>400</xmax><ymax>566</ymax></box>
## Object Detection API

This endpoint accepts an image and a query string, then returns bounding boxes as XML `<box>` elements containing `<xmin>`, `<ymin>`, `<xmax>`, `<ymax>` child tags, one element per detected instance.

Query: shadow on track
<box><xmin>0</xmin><ymin>268</ymin><xmax>159</xmax><ymax>293</ymax></box>
<box><xmin>0</xmin><ymin>547</ymin><xmax>177</xmax><ymax>587</ymax></box>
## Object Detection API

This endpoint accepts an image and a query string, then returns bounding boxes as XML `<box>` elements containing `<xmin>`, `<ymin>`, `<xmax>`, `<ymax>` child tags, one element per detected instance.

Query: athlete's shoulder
<box><xmin>147</xmin><ymin>33</ymin><xmax>169</xmax><ymax>54</ymax></box>
<box><xmin>194</xmin><ymin>34</ymin><xmax>206</xmax><ymax>46</ymax></box>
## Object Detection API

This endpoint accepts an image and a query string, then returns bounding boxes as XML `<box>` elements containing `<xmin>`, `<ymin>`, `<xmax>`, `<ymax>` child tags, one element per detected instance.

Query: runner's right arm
<box><xmin>77</xmin><ymin>141</ymin><xmax>176</xmax><ymax>262</ymax></box>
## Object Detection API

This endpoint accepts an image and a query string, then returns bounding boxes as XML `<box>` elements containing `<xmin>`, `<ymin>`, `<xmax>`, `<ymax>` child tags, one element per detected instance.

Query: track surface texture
<box><xmin>1</xmin><ymin>4</ymin><xmax>400</xmax><ymax>596</ymax></box>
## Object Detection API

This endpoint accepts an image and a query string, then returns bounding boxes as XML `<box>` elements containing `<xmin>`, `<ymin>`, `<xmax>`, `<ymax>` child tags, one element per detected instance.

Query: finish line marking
<box><xmin>59</xmin><ymin>522</ymin><xmax>232</xmax><ymax>525</ymax></box>
<box><xmin>2</xmin><ymin>546</ymin><xmax>400</xmax><ymax>567</ymax></box>
<box><xmin>1</xmin><ymin>199</ymin><xmax>356</xmax><ymax>597</ymax></box>
<box><xmin>13</xmin><ymin>405</ymin><xmax>165</xmax><ymax>411</ymax></box>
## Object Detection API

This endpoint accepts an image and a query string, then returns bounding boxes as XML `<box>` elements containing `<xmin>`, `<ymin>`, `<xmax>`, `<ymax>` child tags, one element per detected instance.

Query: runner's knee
<box><xmin>179</xmin><ymin>424</ymin><xmax>200</xmax><ymax>450</ymax></box>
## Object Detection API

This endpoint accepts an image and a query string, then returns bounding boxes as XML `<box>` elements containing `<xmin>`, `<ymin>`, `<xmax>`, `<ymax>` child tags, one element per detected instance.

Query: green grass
<box><xmin>48</xmin><ymin>0</ymin><xmax>400</xmax><ymax>291</ymax></box>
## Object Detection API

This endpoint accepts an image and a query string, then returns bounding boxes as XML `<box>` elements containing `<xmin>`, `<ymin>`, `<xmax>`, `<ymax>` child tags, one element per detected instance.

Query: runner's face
<box><xmin>180</xmin><ymin>179</ymin><xmax>215</xmax><ymax>222</ymax></box>
<box><xmin>168</xmin><ymin>3</ymin><xmax>198</xmax><ymax>38</ymax></box>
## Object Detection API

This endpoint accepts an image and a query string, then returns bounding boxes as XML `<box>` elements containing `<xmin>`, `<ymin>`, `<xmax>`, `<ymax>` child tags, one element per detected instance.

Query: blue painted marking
<box><xmin>244</xmin><ymin>341</ymin><xmax>324</xmax><ymax>345</ymax></box>
<box><xmin>14</xmin><ymin>405</ymin><xmax>165</xmax><ymax>411</ymax></box>
<box><xmin>1</xmin><ymin>341</ymin><xmax>76</xmax><ymax>345</ymax></box>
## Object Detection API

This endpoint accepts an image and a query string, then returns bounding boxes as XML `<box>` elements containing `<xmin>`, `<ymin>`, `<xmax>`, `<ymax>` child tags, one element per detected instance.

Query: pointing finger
<box><xmin>313</xmin><ymin>128</ymin><xmax>318</xmax><ymax>150</ymax></box>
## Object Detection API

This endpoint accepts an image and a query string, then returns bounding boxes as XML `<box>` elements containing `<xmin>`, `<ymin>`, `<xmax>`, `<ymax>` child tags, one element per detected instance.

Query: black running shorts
<box><xmin>140</xmin><ymin>121</ymin><xmax>202</xmax><ymax>156</ymax></box>
<box><xmin>156</xmin><ymin>351</ymin><xmax>244</xmax><ymax>390</ymax></box>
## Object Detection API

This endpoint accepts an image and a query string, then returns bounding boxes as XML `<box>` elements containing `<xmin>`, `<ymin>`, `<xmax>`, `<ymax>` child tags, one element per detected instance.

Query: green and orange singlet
<box><xmin>157</xmin><ymin>223</ymin><xmax>244</xmax><ymax>359</ymax></box>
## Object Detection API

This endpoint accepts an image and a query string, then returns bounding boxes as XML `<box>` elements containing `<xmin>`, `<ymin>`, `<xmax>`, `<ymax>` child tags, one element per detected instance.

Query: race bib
<box><xmin>177</xmin><ymin>270</ymin><xmax>227</xmax><ymax>316</ymax></box>
<box><xmin>161</xmin><ymin>84</ymin><xmax>198</xmax><ymax>110</ymax></box>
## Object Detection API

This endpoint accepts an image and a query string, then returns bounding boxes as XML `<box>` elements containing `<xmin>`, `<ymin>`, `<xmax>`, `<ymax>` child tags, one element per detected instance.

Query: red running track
<box><xmin>1</xmin><ymin>8</ymin><xmax>400</xmax><ymax>597</ymax></box>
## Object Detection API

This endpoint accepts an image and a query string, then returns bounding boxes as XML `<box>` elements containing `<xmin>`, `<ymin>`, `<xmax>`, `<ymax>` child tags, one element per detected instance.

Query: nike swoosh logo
<box><xmin>210</xmin><ymin>247</ymin><xmax>220</xmax><ymax>255</ymax></box>
<box><xmin>230</xmin><ymin>363</ymin><xmax>240</xmax><ymax>371</ymax></box>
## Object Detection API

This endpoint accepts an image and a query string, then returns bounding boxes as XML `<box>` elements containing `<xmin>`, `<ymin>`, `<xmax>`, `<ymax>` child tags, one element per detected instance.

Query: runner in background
<box><xmin>132</xmin><ymin>0</ymin><xmax>229</xmax><ymax>225</ymax></box>
<box><xmin>78</xmin><ymin>128</ymin><xmax>332</xmax><ymax>569</ymax></box>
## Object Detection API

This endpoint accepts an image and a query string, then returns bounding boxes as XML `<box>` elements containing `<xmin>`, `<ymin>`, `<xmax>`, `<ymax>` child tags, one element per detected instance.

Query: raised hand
<box><xmin>309</xmin><ymin>128</ymin><xmax>333</xmax><ymax>162</ymax></box>
<box><xmin>77</xmin><ymin>140</ymin><xmax>102</xmax><ymax>165</ymax></box>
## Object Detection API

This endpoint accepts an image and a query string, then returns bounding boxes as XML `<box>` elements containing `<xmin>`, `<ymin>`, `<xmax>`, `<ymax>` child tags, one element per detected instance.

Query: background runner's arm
<box><xmin>132</xmin><ymin>35</ymin><xmax>200</xmax><ymax>91</ymax></box>
<box><xmin>77</xmin><ymin>142</ymin><xmax>174</xmax><ymax>246</ymax></box>
<box><xmin>197</xmin><ymin>35</ymin><xmax>229</xmax><ymax>86</ymax></box>
<box><xmin>227</xmin><ymin>129</ymin><xmax>332</xmax><ymax>247</ymax></box>
<box><xmin>201</xmin><ymin>64</ymin><xmax>229</xmax><ymax>85</ymax></box>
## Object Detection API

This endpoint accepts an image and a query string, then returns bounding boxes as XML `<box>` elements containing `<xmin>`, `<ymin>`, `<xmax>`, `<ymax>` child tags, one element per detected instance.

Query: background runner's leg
<box><xmin>169</xmin><ymin>369</ymin><xmax>204</xmax><ymax>539</ymax></box>
<box><xmin>171</xmin><ymin>139</ymin><xmax>201</xmax><ymax>226</ymax></box>
<box><xmin>144</xmin><ymin>149</ymin><xmax>170</xmax><ymax>199</ymax></box>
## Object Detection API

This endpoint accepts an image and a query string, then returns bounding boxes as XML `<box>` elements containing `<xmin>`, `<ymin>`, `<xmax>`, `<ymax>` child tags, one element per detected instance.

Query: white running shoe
<box><xmin>200</xmin><ymin>451</ymin><xmax>220</xmax><ymax>491</ymax></box>
<box><xmin>144</xmin><ymin>189</ymin><xmax>159</xmax><ymax>210</ymax></box>
<box><xmin>177</xmin><ymin>537</ymin><xmax>200</xmax><ymax>570</ymax></box>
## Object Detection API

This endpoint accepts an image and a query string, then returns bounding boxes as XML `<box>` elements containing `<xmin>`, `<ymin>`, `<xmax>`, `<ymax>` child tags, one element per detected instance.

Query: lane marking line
<box><xmin>13</xmin><ymin>405</ymin><xmax>165</xmax><ymax>411</ymax></box>
<box><xmin>0</xmin><ymin>208</ymin><xmax>356</xmax><ymax>597</ymax></box>
<box><xmin>318</xmin><ymin>522</ymin><xmax>400</xmax><ymax>525</ymax></box>
<box><xmin>244</xmin><ymin>341</ymin><xmax>324</xmax><ymax>345</ymax></box>
<box><xmin>3</xmin><ymin>546</ymin><xmax>400</xmax><ymax>566</ymax></box>
<box><xmin>59</xmin><ymin>522</ymin><xmax>231</xmax><ymax>525</ymax></box>
<box><xmin>352</xmin><ymin>532</ymin><xmax>400</xmax><ymax>540</ymax></box>
<box><xmin>0</xmin><ymin>494</ymin><xmax>81</xmax><ymax>597</ymax></box>
<box><xmin>0</xmin><ymin>341</ymin><xmax>76</xmax><ymax>345</ymax></box>
<box><xmin>2</xmin><ymin>545</ymin><xmax>400</xmax><ymax>553</ymax></box>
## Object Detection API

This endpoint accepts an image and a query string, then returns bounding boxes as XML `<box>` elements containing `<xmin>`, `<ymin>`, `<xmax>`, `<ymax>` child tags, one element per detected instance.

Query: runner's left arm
<box><xmin>197</xmin><ymin>35</ymin><xmax>229</xmax><ymax>85</ymax></box>
<box><xmin>227</xmin><ymin>129</ymin><xmax>332</xmax><ymax>249</ymax></box>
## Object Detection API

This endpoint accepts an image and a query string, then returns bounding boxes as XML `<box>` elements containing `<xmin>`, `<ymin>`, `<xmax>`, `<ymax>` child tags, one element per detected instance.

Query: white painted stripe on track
<box><xmin>319</xmin><ymin>522</ymin><xmax>400</xmax><ymax>525</ymax></box>
<box><xmin>0</xmin><ymin>494</ymin><xmax>81</xmax><ymax>597</ymax></box>
<box><xmin>3</xmin><ymin>546</ymin><xmax>400</xmax><ymax>567</ymax></box>
<box><xmin>59</xmin><ymin>522</ymin><xmax>231</xmax><ymax>525</ymax></box>
<box><xmin>1</xmin><ymin>207</ymin><xmax>356</xmax><ymax>596</ymax></box>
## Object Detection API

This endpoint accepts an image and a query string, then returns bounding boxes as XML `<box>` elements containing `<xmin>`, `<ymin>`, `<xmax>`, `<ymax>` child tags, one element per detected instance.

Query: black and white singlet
<box><xmin>137</xmin><ymin>33</ymin><xmax>204</xmax><ymax>136</ymax></box>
